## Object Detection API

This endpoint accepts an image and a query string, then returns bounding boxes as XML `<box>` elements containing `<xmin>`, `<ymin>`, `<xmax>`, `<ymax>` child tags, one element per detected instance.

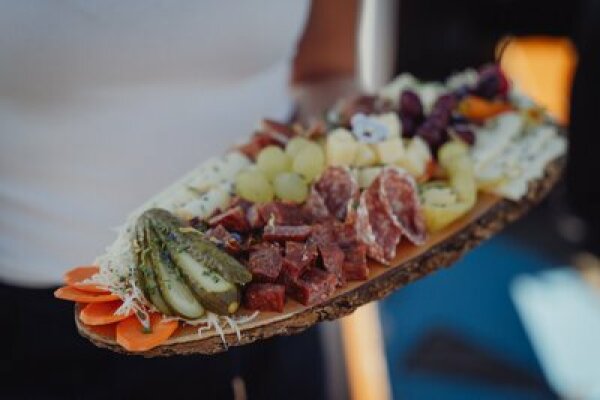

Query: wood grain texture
<box><xmin>75</xmin><ymin>153</ymin><xmax>565</xmax><ymax>357</ymax></box>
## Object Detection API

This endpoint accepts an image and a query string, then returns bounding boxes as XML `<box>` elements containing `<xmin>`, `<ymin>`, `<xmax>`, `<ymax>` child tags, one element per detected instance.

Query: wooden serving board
<box><xmin>75</xmin><ymin>153</ymin><xmax>565</xmax><ymax>357</ymax></box>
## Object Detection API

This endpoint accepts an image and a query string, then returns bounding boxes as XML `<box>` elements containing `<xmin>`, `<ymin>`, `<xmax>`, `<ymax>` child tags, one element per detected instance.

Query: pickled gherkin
<box><xmin>145</xmin><ymin>208</ymin><xmax>251</xmax><ymax>285</ymax></box>
<box><xmin>134</xmin><ymin>219</ymin><xmax>172</xmax><ymax>315</ymax></box>
<box><xmin>145</xmin><ymin>223</ymin><xmax>205</xmax><ymax>319</ymax></box>
<box><xmin>153</xmin><ymin>223</ymin><xmax>241</xmax><ymax>315</ymax></box>
<box><xmin>134</xmin><ymin>208</ymin><xmax>250</xmax><ymax>316</ymax></box>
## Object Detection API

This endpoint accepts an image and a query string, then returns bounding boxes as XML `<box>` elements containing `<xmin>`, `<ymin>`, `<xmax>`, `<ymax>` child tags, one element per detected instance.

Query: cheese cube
<box><xmin>357</xmin><ymin>167</ymin><xmax>383</xmax><ymax>189</ymax></box>
<box><xmin>395</xmin><ymin>137</ymin><xmax>432</xmax><ymax>177</ymax></box>
<box><xmin>376</xmin><ymin>113</ymin><xmax>401</xmax><ymax>139</ymax></box>
<box><xmin>374</xmin><ymin>138</ymin><xmax>404</xmax><ymax>164</ymax></box>
<box><xmin>353</xmin><ymin>143</ymin><xmax>379</xmax><ymax>167</ymax></box>
<box><xmin>326</xmin><ymin>128</ymin><xmax>359</xmax><ymax>166</ymax></box>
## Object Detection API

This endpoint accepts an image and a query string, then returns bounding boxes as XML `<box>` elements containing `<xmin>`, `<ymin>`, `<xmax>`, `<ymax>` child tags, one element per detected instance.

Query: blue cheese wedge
<box><xmin>133</xmin><ymin>151</ymin><xmax>249</xmax><ymax>217</ymax></box>
<box><xmin>471</xmin><ymin>112</ymin><xmax>524</xmax><ymax>171</ymax></box>
<box><xmin>175</xmin><ymin>184</ymin><xmax>232</xmax><ymax>220</ymax></box>
<box><xmin>489</xmin><ymin>128</ymin><xmax>566</xmax><ymax>200</ymax></box>
<box><xmin>475</xmin><ymin>122</ymin><xmax>566</xmax><ymax>200</ymax></box>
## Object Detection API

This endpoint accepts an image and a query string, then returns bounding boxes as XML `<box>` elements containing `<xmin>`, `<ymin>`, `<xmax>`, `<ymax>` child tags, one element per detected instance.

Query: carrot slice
<box><xmin>82</xmin><ymin>322</ymin><xmax>117</xmax><ymax>340</ymax></box>
<box><xmin>54</xmin><ymin>286</ymin><xmax>119</xmax><ymax>303</ymax></box>
<box><xmin>80</xmin><ymin>301</ymin><xmax>132</xmax><ymax>326</ymax></box>
<box><xmin>116</xmin><ymin>314</ymin><xmax>179</xmax><ymax>352</ymax></box>
<box><xmin>64</xmin><ymin>266</ymin><xmax>108</xmax><ymax>293</ymax></box>
<box><xmin>459</xmin><ymin>95</ymin><xmax>512</xmax><ymax>122</ymax></box>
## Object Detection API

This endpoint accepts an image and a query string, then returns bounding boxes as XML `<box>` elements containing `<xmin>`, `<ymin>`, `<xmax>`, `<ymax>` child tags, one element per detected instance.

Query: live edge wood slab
<box><xmin>75</xmin><ymin>151</ymin><xmax>566</xmax><ymax>357</ymax></box>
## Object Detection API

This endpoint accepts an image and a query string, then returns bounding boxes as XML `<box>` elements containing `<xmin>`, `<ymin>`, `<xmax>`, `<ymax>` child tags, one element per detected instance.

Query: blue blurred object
<box><xmin>379</xmin><ymin>235</ymin><xmax>559</xmax><ymax>399</ymax></box>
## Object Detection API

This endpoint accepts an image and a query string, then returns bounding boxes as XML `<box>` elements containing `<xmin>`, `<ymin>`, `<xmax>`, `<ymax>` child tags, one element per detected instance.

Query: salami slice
<box><xmin>355</xmin><ymin>176</ymin><xmax>402</xmax><ymax>265</ymax></box>
<box><xmin>303</xmin><ymin>187</ymin><xmax>331</xmax><ymax>223</ymax></box>
<box><xmin>342</xmin><ymin>243</ymin><xmax>368</xmax><ymax>281</ymax></box>
<box><xmin>379</xmin><ymin>167</ymin><xmax>427</xmax><ymax>245</ymax></box>
<box><xmin>314</xmin><ymin>167</ymin><xmax>359</xmax><ymax>221</ymax></box>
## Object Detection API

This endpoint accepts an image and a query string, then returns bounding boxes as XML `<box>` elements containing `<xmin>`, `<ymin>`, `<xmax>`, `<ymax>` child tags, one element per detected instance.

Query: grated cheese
<box><xmin>86</xmin><ymin>151</ymin><xmax>250</xmax><ymax>328</ymax></box>
<box><xmin>163</xmin><ymin>311</ymin><xmax>260</xmax><ymax>346</ymax></box>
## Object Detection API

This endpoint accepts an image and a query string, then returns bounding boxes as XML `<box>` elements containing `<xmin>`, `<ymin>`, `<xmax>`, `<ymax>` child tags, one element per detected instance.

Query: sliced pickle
<box><xmin>146</xmin><ymin>208</ymin><xmax>251</xmax><ymax>285</ymax></box>
<box><xmin>169</xmin><ymin>251</ymin><xmax>240</xmax><ymax>315</ymax></box>
<box><xmin>152</xmin><ymin>223</ymin><xmax>241</xmax><ymax>315</ymax></box>
<box><xmin>146</xmin><ymin>224</ymin><xmax>205</xmax><ymax>319</ymax></box>
<box><xmin>134</xmin><ymin>220</ymin><xmax>172</xmax><ymax>315</ymax></box>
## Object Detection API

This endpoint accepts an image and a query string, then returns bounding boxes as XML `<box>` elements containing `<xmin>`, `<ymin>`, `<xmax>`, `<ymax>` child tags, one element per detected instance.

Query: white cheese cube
<box><xmin>357</xmin><ymin>167</ymin><xmax>383</xmax><ymax>189</ymax></box>
<box><xmin>396</xmin><ymin>137</ymin><xmax>432</xmax><ymax>177</ymax></box>
<box><xmin>326</xmin><ymin>128</ymin><xmax>359</xmax><ymax>166</ymax></box>
<box><xmin>374</xmin><ymin>138</ymin><xmax>405</xmax><ymax>165</ymax></box>
<box><xmin>376</xmin><ymin>113</ymin><xmax>401</xmax><ymax>139</ymax></box>
<box><xmin>353</xmin><ymin>143</ymin><xmax>379</xmax><ymax>167</ymax></box>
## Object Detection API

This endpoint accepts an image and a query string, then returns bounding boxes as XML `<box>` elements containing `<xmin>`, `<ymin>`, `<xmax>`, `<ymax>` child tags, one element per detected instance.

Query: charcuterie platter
<box><xmin>55</xmin><ymin>65</ymin><xmax>567</xmax><ymax>356</ymax></box>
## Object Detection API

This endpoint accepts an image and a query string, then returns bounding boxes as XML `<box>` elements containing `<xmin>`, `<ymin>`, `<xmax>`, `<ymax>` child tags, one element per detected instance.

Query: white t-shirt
<box><xmin>0</xmin><ymin>1</ymin><xmax>310</xmax><ymax>287</ymax></box>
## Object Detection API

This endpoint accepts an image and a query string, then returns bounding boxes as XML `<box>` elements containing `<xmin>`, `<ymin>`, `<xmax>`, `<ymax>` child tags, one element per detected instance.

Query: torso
<box><xmin>0</xmin><ymin>0</ymin><xmax>310</xmax><ymax>286</ymax></box>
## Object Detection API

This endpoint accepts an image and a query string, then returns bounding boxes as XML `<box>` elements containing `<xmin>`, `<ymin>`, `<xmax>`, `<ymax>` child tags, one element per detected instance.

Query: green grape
<box><xmin>285</xmin><ymin>137</ymin><xmax>311</xmax><ymax>158</ymax></box>
<box><xmin>256</xmin><ymin>146</ymin><xmax>291</xmax><ymax>181</ymax></box>
<box><xmin>273</xmin><ymin>172</ymin><xmax>309</xmax><ymax>203</ymax></box>
<box><xmin>292</xmin><ymin>142</ymin><xmax>325</xmax><ymax>183</ymax></box>
<box><xmin>235</xmin><ymin>170</ymin><xmax>274</xmax><ymax>203</ymax></box>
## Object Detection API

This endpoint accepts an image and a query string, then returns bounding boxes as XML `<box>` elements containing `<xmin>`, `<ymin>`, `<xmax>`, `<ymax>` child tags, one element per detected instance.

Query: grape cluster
<box><xmin>236</xmin><ymin>138</ymin><xmax>326</xmax><ymax>204</ymax></box>
<box><xmin>398</xmin><ymin>64</ymin><xmax>508</xmax><ymax>152</ymax></box>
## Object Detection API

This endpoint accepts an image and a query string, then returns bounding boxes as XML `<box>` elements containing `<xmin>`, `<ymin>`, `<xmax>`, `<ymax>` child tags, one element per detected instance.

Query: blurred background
<box><xmin>1</xmin><ymin>0</ymin><xmax>599</xmax><ymax>399</ymax></box>
<box><xmin>342</xmin><ymin>1</ymin><xmax>600</xmax><ymax>399</ymax></box>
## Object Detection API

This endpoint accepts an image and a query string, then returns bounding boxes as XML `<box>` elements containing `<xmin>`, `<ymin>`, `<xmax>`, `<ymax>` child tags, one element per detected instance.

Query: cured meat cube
<box><xmin>205</xmin><ymin>225</ymin><xmax>242</xmax><ymax>254</ymax></box>
<box><xmin>313</xmin><ymin>167</ymin><xmax>359</xmax><ymax>221</ymax></box>
<box><xmin>310</xmin><ymin>222</ymin><xmax>337</xmax><ymax>246</ymax></box>
<box><xmin>335</xmin><ymin>221</ymin><xmax>359</xmax><ymax>249</ymax></box>
<box><xmin>342</xmin><ymin>244</ymin><xmax>369</xmax><ymax>281</ymax></box>
<box><xmin>281</xmin><ymin>242</ymin><xmax>318</xmax><ymax>282</ymax></box>
<box><xmin>243</xmin><ymin>283</ymin><xmax>286</xmax><ymax>313</ymax></box>
<box><xmin>258</xmin><ymin>202</ymin><xmax>307</xmax><ymax>226</ymax></box>
<box><xmin>287</xmin><ymin>269</ymin><xmax>338</xmax><ymax>306</ymax></box>
<box><xmin>263</xmin><ymin>225</ymin><xmax>312</xmax><ymax>242</ymax></box>
<box><xmin>246</xmin><ymin>204</ymin><xmax>265</xmax><ymax>230</ymax></box>
<box><xmin>209</xmin><ymin>206</ymin><xmax>250</xmax><ymax>233</ymax></box>
<box><xmin>318</xmin><ymin>243</ymin><xmax>345</xmax><ymax>284</ymax></box>
<box><xmin>248</xmin><ymin>245</ymin><xmax>283</xmax><ymax>283</ymax></box>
